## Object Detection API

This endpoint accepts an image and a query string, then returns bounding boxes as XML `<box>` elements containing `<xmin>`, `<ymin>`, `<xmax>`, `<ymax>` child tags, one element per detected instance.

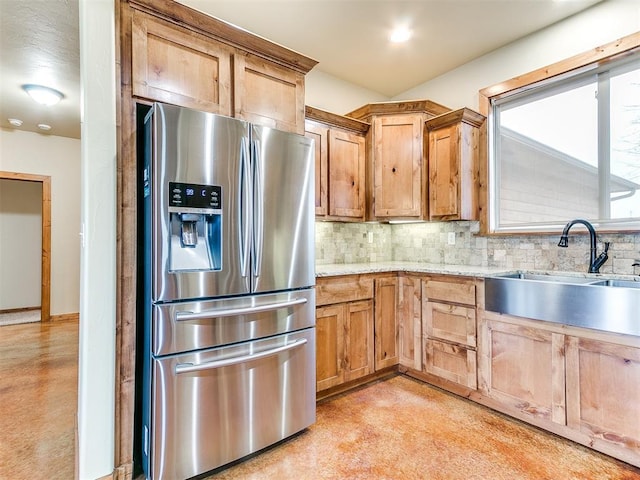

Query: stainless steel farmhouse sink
<box><xmin>485</xmin><ymin>272</ymin><xmax>640</xmax><ymax>337</ymax></box>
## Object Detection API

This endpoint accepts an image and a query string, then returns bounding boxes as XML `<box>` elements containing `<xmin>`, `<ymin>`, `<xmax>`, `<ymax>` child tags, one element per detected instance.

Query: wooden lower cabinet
<box><xmin>398</xmin><ymin>275</ymin><xmax>422</xmax><ymax>370</ymax></box>
<box><xmin>315</xmin><ymin>292</ymin><xmax>374</xmax><ymax>393</ymax></box>
<box><xmin>315</xmin><ymin>304</ymin><xmax>345</xmax><ymax>391</ymax></box>
<box><xmin>565</xmin><ymin>336</ymin><xmax>640</xmax><ymax>461</ymax></box>
<box><xmin>478</xmin><ymin>314</ymin><xmax>566</xmax><ymax>424</ymax></box>
<box><xmin>374</xmin><ymin>277</ymin><xmax>399</xmax><ymax>370</ymax></box>
<box><xmin>423</xmin><ymin>338</ymin><xmax>477</xmax><ymax>389</ymax></box>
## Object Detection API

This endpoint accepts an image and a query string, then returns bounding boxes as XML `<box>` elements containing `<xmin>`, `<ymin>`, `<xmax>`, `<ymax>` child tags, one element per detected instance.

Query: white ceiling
<box><xmin>0</xmin><ymin>0</ymin><xmax>602</xmax><ymax>140</ymax></box>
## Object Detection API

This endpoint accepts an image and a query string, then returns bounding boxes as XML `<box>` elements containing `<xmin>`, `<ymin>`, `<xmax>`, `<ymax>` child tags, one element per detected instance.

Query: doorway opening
<box><xmin>0</xmin><ymin>171</ymin><xmax>51</xmax><ymax>324</ymax></box>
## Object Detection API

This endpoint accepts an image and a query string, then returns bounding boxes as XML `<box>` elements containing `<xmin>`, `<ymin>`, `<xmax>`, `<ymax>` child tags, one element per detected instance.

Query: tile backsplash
<box><xmin>315</xmin><ymin>221</ymin><xmax>640</xmax><ymax>275</ymax></box>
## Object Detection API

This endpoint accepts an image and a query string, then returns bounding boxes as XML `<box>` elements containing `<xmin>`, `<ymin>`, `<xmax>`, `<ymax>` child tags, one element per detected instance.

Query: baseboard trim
<box><xmin>49</xmin><ymin>312</ymin><xmax>79</xmax><ymax>323</ymax></box>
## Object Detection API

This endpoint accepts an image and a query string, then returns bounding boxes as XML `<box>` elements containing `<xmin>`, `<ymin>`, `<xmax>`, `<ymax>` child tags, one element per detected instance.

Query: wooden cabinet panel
<box><xmin>234</xmin><ymin>53</ymin><xmax>305</xmax><ymax>134</ymax></box>
<box><xmin>304</xmin><ymin>122</ymin><xmax>328</xmax><ymax>216</ymax></box>
<box><xmin>316</xmin><ymin>305</ymin><xmax>345</xmax><ymax>391</ymax></box>
<box><xmin>373</xmin><ymin>115</ymin><xmax>423</xmax><ymax>218</ymax></box>
<box><xmin>429</xmin><ymin>124</ymin><xmax>458</xmax><ymax>218</ymax></box>
<box><xmin>566</xmin><ymin>336</ymin><xmax>640</xmax><ymax>457</ymax></box>
<box><xmin>424</xmin><ymin>302</ymin><xmax>476</xmax><ymax>348</ymax></box>
<box><xmin>425</xmin><ymin>108</ymin><xmax>484</xmax><ymax>221</ymax></box>
<box><xmin>345</xmin><ymin>300</ymin><xmax>375</xmax><ymax>381</ymax></box>
<box><xmin>423</xmin><ymin>339</ymin><xmax>477</xmax><ymax>389</ymax></box>
<box><xmin>424</xmin><ymin>279</ymin><xmax>476</xmax><ymax>306</ymax></box>
<box><xmin>131</xmin><ymin>10</ymin><xmax>232</xmax><ymax>114</ymax></box>
<box><xmin>316</xmin><ymin>275</ymin><xmax>373</xmax><ymax>306</ymax></box>
<box><xmin>399</xmin><ymin>275</ymin><xmax>422</xmax><ymax>370</ymax></box>
<box><xmin>328</xmin><ymin>129</ymin><xmax>366</xmax><ymax>219</ymax></box>
<box><xmin>374</xmin><ymin>277</ymin><xmax>399</xmax><ymax>370</ymax></box>
<box><xmin>305</xmin><ymin>108</ymin><xmax>368</xmax><ymax>222</ymax></box>
<box><xmin>478</xmin><ymin>315</ymin><xmax>566</xmax><ymax>424</ymax></box>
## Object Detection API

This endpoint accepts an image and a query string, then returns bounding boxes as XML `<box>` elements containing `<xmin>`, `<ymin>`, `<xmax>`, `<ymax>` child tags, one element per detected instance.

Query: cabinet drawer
<box><xmin>316</xmin><ymin>276</ymin><xmax>373</xmax><ymax>306</ymax></box>
<box><xmin>424</xmin><ymin>279</ymin><xmax>476</xmax><ymax>306</ymax></box>
<box><xmin>424</xmin><ymin>302</ymin><xmax>476</xmax><ymax>348</ymax></box>
<box><xmin>423</xmin><ymin>338</ymin><xmax>477</xmax><ymax>389</ymax></box>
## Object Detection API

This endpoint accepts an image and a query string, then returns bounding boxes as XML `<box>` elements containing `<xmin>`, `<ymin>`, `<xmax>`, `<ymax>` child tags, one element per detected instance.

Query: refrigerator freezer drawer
<box><xmin>152</xmin><ymin>288</ymin><xmax>315</xmax><ymax>356</ymax></box>
<box><xmin>148</xmin><ymin>328</ymin><xmax>316</xmax><ymax>480</ymax></box>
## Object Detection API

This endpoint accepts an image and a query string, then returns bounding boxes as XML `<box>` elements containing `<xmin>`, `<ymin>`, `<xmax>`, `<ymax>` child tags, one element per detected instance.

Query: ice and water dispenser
<box><xmin>168</xmin><ymin>181</ymin><xmax>222</xmax><ymax>272</ymax></box>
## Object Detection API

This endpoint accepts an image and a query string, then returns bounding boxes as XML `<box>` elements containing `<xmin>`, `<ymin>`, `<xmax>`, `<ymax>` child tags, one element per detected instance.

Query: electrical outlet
<box><xmin>368</xmin><ymin>231</ymin><xmax>374</xmax><ymax>243</ymax></box>
<box><xmin>447</xmin><ymin>232</ymin><xmax>456</xmax><ymax>245</ymax></box>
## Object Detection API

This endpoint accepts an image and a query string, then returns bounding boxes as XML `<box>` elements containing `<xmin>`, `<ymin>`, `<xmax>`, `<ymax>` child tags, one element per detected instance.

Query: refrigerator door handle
<box><xmin>175</xmin><ymin>297</ymin><xmax>308</xmax><ymax>322</ymax></box>
<box><xmin>252</xmin><ymin>138</ymin><xmax>263</xmax><ymax>280</ymax></box>
<box><xmin>175</xmin><ymin>338</ymin><xmax>308</xmax><ymax>374</ymax></box>
<box><xmin>239</xmin><ymin>137</ymin><xmax>252</xmax><ymax>278</ymax></box>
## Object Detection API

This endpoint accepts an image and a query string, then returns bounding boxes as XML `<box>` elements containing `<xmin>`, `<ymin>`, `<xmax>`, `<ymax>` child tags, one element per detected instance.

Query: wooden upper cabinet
<box><xmin>235</xmin><ymin>53</ymin><xmax>306</xmax><ymax>134</ymax></box>
<box><xmin>373</xmin><ymin>115</ymin><xmax>423</xmax><ymax>218</ymax></box>
<box><xmin>425</xmin><ymin>108</ymin><xmax>485</xmax><ymax>221</ymax></box>
<box><xmin>131</xmin><ymin>10</ymin><xmax>233</xmax><ymax>115</ymax></box>
<box><xmin>304</xmin><ymin>121</ymin><xmax>328</xmax><ymax>216</ymax></box>
<box><xmin>126</xmin><ymin>1</ymin><xmax>317</xmax><ymax>131</ymax></box>
<box><xmin>305</xmin><ymin>106</ymin><xmax>369</xmax><ymax>221</ymax></box>
<box><xmin>346</xmin><ymin>100</ymin><xmax>450</xmax><ymax>221</ymax></box>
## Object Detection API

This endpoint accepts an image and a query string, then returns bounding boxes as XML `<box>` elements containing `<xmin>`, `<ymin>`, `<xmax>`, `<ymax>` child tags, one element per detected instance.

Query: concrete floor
<box><xmin>2</xmin><ymin>320</ymin><xmax>640</xmax><ymax>480</ymax></box>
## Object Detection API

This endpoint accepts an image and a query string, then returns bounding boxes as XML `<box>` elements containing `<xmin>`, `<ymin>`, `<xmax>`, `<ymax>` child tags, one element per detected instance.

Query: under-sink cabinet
<box><xmin>422</xmin><ymin>277</ymin><xmax>479</xmax><ymax>390</ymax></box>
<box><xmin>565</xmin><ymin>335</ymin><xmax>640</xmax><ymax>464</ymax></box>
<box><xmin>478</xmin><ymin>309</ymin><xmax>640</xmax><ymax>467</ymax></box>
<box><xmin>315</xmin><ymin>275</ymin><xmax>375</xmax><ymax>392</ymax></box>
<box><xmin>478</xmin><ymin>312</ymin><xmax>566</xmax><ymax>425</ymax></box>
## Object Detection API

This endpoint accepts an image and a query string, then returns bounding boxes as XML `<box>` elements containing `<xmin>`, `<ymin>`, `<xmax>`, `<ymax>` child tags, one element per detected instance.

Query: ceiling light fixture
<box><xmin>8</xmin><ymin>118</ymin><xmax>23</xmax><ymax>127</ymax></box>
<box><xmin>37</xmin><ymin>123</ymin><xmax>52</xmax><ymax>131</ymax></box>
<box><xmin>22</xmin><ymin>84</ymin><xmax>64</xmax><ymax>106</ymax></box>
<box><xmin>390</xmin><ymin>27</ymin><xmax>412</xmax><ymax>43</ymax></box>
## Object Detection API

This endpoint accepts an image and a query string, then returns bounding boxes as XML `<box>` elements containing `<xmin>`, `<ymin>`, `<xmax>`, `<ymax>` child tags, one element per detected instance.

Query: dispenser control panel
<box><xmin>168</xmin><ymin>182</ymin><xmax>222</xmax><ymax>213</ymax></box>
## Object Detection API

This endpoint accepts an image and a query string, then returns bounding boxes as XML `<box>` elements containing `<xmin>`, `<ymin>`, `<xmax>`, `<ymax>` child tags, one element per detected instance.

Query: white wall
<box><xmin>77</xmin><ymin>0</ymin><xmax>117</xmax><ymax>478</ymax></box>
<box><xmin>393</xmin><ymin>0</ymin><xmax>640</xmax><ymax>110</ymax></box>
<box><xmin>305</xmin><ymin>69</ymin><xmax>389</xmax><ymax>114</ymax></box>
<box><xmin>0</xmin><ymin>179</ymin><xmax>42</xmax><ymax>310</ymax></box>
<box><xmin>0</xmin><ymin>129</ymin><xmax>81</xmax><ymax>315</ymax></box>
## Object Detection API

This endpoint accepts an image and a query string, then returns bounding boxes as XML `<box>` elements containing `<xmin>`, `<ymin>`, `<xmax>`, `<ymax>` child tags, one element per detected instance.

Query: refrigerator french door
<box><xmin>138</xmin><ymin>103</ymin><xmax>316</xmax><ymax>480</ymax></box>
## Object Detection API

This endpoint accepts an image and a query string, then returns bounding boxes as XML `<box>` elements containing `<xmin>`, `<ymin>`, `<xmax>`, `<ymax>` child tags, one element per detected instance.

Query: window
<box><xmin>485</xmin><ymin>39</ymin><xmax>640</xmax><ymax>233</ymax></box>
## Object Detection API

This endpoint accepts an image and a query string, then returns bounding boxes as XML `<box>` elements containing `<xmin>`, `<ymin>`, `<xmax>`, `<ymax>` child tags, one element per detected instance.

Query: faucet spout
<box><xmin>557</xmin><ymin>219</ymin><xmax>608</xmax><ymax>273</ymax></box>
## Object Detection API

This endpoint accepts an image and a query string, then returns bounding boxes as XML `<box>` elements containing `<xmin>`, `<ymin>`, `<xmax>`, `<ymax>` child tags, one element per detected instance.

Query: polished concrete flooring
<box><xmin>3</xmin><ymin>320</ymin><xmax>640</xmax><ymax>480</ymax></box>
<box><xmin>207</xmin><ymin>375</ymin><xmax>640</xmax><ymax>479</ymax></box>
<box><xmin>0</xmin><ymin>319</ymin><xmax>77</xmax><ymax>480</ymax></box>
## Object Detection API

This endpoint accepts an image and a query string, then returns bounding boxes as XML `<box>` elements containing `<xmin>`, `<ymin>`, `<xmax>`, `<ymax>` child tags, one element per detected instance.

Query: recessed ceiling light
<box><xmin>37</xmin><ymin>123</ymin><xmax>52</xmax><ymax>131</ymax></box>
<box><xmin>390</xmin><ymin>27</ymin><xmax>412</xmax><ymax>43</ymax></box>
<box><xmin>8</xmin><ymin>118</ymin><xmax>23</xmax><ymax>127</ymax></box>
<box><xmin>22</xmin><ymin>84</ymin><xmax>64</xmax><ymax>106</ymax></box>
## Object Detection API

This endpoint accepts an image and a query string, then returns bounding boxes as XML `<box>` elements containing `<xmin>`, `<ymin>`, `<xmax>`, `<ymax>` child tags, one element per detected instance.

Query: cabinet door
<box><xmin>399</xmin><ymin>276</ymin><xmax>422</xmax><ymax>370</ymax></box>
<box><xmin>234</xmin><ymin>52</ymin><xmax>305</xmax><ymax>134</ymax></box>
<box><xmin>423</xmin><ymin>339</ymin><xmax>477</xmax><ymax>389</ymax></box>
<box><xmin>304</xmin><ymin>121</ymin><xmax>328</xmax><ymax>216</ymax></box>
<box><xmin>423</xmin><ymin>302</ymin><xmax>476</xmax><ymax>348</ymax></box>
<box><xmin>478</xmin><ymin>315</ymin><xmax>566</xmax><ymax>424</ymax></box>
<box><xmin>328</xmin><ymin>129</ymin><xmax>366</xmax><ymax>219</ymax></box>
<box><xmin>131</xmin><ymin>10</ymin><xmax>232</xmax><ymax>114</ymax></box>
<box><xmin>373</xmin><ymin>115</ymin><xmax>423</xmax><ymax>218</ymax></box>
<box><xmin>566</xmin><ymin>336</ymin><xmax>640</xmax><ymax>457</ymax></box>
<box><xmin>344</xmin><ymin>300</ymin><xmax>374</xmax><ymax>382</ymax></box>
<box><xmin>374</xmin><ymin>277</ymin><xmax>399</xmax><ymax>370</ymax></box>
<box><xmin>316</xmin><ymin>305</ymin><xmax>345</xmax><ymax>391</ymax></box>
<box><xmin>428</xmin><ymin>124</ymin><xmax>459</xmax><ymax>219</ymax></box>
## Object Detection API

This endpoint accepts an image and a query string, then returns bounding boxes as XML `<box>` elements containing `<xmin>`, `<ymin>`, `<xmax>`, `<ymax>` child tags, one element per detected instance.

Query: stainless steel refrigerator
<box><xmin>137</xmin><ymin>102</ymin><xmax>316</xmax><ymax>480</ymax></box>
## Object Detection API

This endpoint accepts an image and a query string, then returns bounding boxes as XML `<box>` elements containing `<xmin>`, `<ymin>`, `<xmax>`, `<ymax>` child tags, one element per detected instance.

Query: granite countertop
<box><xmin>315</xmin><ymin>261</ymin><xmax>513</xmax><ymax>278</ymax></box>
